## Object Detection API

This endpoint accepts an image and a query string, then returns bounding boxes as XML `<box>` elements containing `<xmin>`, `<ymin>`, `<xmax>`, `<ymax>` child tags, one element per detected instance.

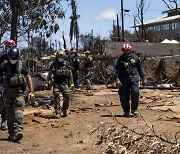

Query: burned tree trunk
<box><xmin>10</xmin><ymin>0</ymin><xmax>19</xmax><ymax>42</ymax></box>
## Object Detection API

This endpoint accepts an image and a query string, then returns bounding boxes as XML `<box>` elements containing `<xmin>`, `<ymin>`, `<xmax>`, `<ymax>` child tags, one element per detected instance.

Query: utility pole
<box><xmin>90</xmin><ymin>29</ymin><xmax>93</xmax><ymax>52</ymax></box>
<box><xmin>121</xmin><ymin>0</ymin><xmax>125</xmax><ymax>42</ymax></box>
<box><xmin>117</xmin><ymin>14</ymin><xmax>120</xmax><ymax>42</ymax></box>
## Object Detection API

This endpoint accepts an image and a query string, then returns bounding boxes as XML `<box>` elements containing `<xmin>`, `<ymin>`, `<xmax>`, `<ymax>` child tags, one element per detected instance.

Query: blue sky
<box><xmin>52</xmin><ymin>0</ymin><xmax>179</xmax><ymax>48</ymax></box>
<box><xmin>15</xmin><ymin>0</ymin><xmax>179</xmax><ymax>48</ymax></box>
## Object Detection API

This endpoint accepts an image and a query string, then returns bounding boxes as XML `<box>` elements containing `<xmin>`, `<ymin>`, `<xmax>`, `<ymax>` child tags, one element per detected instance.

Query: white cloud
<box><xmin>94</xmin><ymin>8</ymin><xmax>116</xmax><ymax>21</ymax></box>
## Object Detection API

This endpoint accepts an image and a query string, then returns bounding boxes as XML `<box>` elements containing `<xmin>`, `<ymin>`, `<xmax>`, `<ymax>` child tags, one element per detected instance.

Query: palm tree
<box><xmin>69</xmin><ymin>0</ymin><xmax>80</xmax><ymax>51</ymax></box>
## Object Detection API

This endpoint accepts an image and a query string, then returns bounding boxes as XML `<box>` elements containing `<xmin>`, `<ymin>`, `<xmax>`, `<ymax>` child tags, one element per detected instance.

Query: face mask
<box><xmin>58</xmin><ymin>58</ymin><xmax>64</xmax><ymax>62</ymax></box>
<box><xmin>10</xmin><ymin>60</ymin><xmax>17</xmax><ymax>64</ymax></box>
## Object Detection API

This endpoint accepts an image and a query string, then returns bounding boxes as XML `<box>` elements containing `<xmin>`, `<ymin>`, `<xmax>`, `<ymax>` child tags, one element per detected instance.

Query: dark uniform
<box><xmin>70</xmin><ymin>53</ymin><xmax>80</xmax><ymax>88</ymax></box>
<box><xmin>65</xmin><ymin>49</ymin><xmax>71</xmax><ymax>63</ymax></box>
<box><xmin>84</xmin><ymin>53</ymin><xmax>94</xmax><ymax>90</ymax></box>
<box><xmin>49</xmin><ymin>58</ymin><xmax>71</xmax><ymax>117</ymax></box>
<box><xmin>0</xmin><ymin>59</ymin><xmax>29</xmax><ymax>141</ymax></box>
<box><xmin>115</xmin><ymin>52</ymin><xmax>145</xmax><ymax>116</ymax></box>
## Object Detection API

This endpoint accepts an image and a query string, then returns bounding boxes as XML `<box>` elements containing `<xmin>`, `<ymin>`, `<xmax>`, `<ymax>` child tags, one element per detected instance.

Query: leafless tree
<box><xmin>62</xmin><ymin>31</ymin><xmax>67</xmax><ymax>49</ymax></box>
<box><xmin>133</xmin><ymin>0</ymin><xmax>150</xmax><ymax>41</ymax></box>
<box><xmin>162</xmin><ymin>0</ymin><xmax>178</xmax><ymax>13</ymax></box>
<box><xmin>110</xmin><ymin>20</ymin><xmax>120</xmax><ymax>42</ymax></box>
<box><xmin>79</xmin><ymin>33</ymin><xmax>107</xmax><ymax>54</ymax></box>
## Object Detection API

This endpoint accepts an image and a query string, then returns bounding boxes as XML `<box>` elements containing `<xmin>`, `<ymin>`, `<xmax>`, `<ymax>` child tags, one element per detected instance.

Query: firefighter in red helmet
<box><xmin>115</xmin><ymin>43</ymin><xmax>145</xmax><ymax>117</ymax></box>
<box><xmin>4</xmin><ymin>39</ymin><xmax>16</xmax><ymax>46</ymax></box>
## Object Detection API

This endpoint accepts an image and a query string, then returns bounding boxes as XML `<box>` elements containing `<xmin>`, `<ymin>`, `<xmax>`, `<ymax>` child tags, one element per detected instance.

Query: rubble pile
<box><xmin>92</xmin><ymin>55</ymin><xmax>179</xmax><ymax>87</ymax></box>
<box><xmin>143</xmin><ymin>57</ymin><xmax>180</xmax><ymax>86</ymax></box>
<box><xmin>173</xmin><ymin>68</ymin><xmax>180</xmax><ymax>86</ymax></box>
<box><xmin>154</xmin><ymin>58</ymin><xmax>177</xmax><ymax>84</ymax></box>
<box><xmin>92</xmin><ymin>55</ymin><xmax>116</xmax><ymax>84</ymax></box>
<box><xmin>95</xmin><ymin>123</ymin><xmax>180</xmax><ymax>154</ymax></box>
<box><xmin>93</xmin><ymin>61</ymin><xmax>115</xmax><ymax>84</ymax></box>
<box><xmin>143</xmin><ymin>57</ymin><xmax>159</xmax><ymax>78</ymax></box>
<box><xmin>25</xmin><ymin>52</ymin><xmax>179</xmax><ymax>87</ymax></box>
<box><xmin>25</xmin><ymin>90</ymin><xmax>53</xmax><ymax>107</ymax></box>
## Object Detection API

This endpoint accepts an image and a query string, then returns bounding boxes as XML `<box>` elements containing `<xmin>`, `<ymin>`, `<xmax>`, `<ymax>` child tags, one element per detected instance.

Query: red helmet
<box><xmin>4</xmin><ymin>39</ymin><xmax>16</xmax><ymax>46</ymax></box>
<box><xmin>121</xmin><ymin>43</ymin><xmax>131</xmax><ymax>53</ymax></box>
<box><xmin>65</xmin><ymin>48</ymin><xmax>71</xmax><ymax>53</ymax></box>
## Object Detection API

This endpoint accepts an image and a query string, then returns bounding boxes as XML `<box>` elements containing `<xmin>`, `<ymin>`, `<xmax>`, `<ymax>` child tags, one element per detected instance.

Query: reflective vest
<box><xmin>121</xmin><ymin>58</ymin><xmax>136</xmax><ymax>69</ymax></box>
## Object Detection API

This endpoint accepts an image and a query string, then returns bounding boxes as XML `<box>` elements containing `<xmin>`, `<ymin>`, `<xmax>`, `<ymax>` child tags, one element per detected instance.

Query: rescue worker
<box><xmin>64</xmin><ymin>48</ymin><xmax>71</xmax><ymax>87</ymax></box>
<box><xmin>115</xmin><ymin>44</ymin><xmax>145</xmax><ymax>117</ymax></box>
<box><xmin>4</xmin><ymin>39</ymin><xmax>16</xmax><ymax>50</ymax></box>
<box><xmin>65</xmin><ymin>48</ymin><xmax>71</xmax><ymax>63</ymax></box>
<box><xmin>83</xmin><ymin>51</ymin><xmax>94</xmax><ymax>90</ymax></box>
<box><xmin>69</xmin><ymin>49</ymin><xmax>80</xmax><ymax>89</ymax></box>
<box><xmin>47</xmin><ymin>48</ymin><xmax>74</xmax><ymax>118</ymax></box>
<box><xmin>0</xmin><ymin>46</ymin><xmax>34</xmax><ymax>142</ymax></box>
<box><xmin>0</xmin><ymin>39</ymin><xmax>16</xmax><ymax>130</ymax></box>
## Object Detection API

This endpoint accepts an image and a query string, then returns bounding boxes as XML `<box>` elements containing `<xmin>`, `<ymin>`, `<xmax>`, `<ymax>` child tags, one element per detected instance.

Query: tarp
<box><xmin>161</xmin><ymin>39</ymin><xmax>179</xmax><ymax>44</ymax></box>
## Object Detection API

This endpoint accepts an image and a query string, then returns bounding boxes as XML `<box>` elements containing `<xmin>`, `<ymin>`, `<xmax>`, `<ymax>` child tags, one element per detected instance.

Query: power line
<box><xmin>131</xmin><ymin>10</ymin><xmax>165</xmax><ymax>13</ymax></box>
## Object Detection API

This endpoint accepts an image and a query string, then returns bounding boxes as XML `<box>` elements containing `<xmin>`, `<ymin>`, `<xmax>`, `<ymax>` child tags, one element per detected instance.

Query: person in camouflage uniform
<box><xmin>83</xmin><ymin>51</ymin><xmax>94</xmax><ymax>90</ymax></box>
<box><xmin>47</xmin><ymin>48</ymin><xmax>74</xmax><ymax>118</ymax></box>
<box><xmin>0</xmin><ymin>39</ymin><xmax>16</xmax><ymax>130</ymax></box>
<box><xmin>0</xmin><ymin>47</ymin><xmax>34</xmax><ymax>142</ymax></box>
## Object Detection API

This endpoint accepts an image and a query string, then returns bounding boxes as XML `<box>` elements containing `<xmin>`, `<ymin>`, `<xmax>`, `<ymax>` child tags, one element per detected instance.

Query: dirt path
<box><xmin>0</xmin><ymin>85</ymin><xmax>180</xmax><ymax>154</ymax></box>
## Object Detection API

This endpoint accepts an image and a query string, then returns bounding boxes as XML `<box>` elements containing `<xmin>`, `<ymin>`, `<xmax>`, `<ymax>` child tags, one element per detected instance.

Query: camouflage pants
<box><xmin>84</xmin><ymin>69</ymin><xmax>93</xmax><ymax>89</ymax></box>
<box><xmin>0</xmin><ymin>93</ymin><xmax>6</xmax><ymax>123</ymax></box>
<box><xmin>3</xmin><ymin>89</ymin><xmax>25</xmax><ymax>136</ymax></box>
<box><xmin>53</xmin><ymin>83</ymin><xmax>70</xmax><ymax>114</ymax></box>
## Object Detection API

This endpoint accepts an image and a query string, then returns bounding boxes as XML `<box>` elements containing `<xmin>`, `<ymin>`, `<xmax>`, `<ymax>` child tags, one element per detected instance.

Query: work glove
<box><xmin>142</xmin><ymin>79</ymin><xmax>147</xmax><ymax>86</ymax></box>
<box><xmin>70</xmin><ymin>83</ymin><xmax>74</xmax><ymax>89</ymax></box>
<box><xmin>47</xmin><ymin>80</ymin><xmax>53</xmax><ymax>89</ymax></box>
<box><xmin>44</xmin><ymin>82</ymin><xmax>49</xmax><ymax>89</ymax></box>
<box><xmin>28</xmin><ymin>92</ymin><xmax>35</xmax><ymax>101</ymax></box>
<box><xmin>115</xmin><ymin>79</ymin><xmax>122</xmax><ymax>88</ymax></box>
